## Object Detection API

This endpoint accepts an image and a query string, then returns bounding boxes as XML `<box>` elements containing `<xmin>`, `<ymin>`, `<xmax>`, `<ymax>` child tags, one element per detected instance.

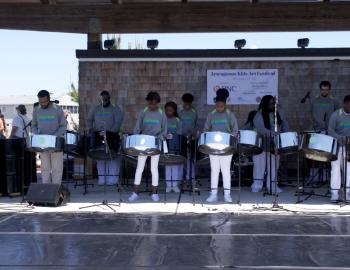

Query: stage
<box><xmin>0</xmin><ymin>212</ymin><xmax>350</xmax><ymax>269</ymax></box>
<box><xmin>1</xmin><ymin>181</ymin><xmax>350</xmax><ymax>269</ymax></box>
<box><xmin>0</xmin><ymin>179</ymin><xmax>350</xmax><ymax>214</ymax></box>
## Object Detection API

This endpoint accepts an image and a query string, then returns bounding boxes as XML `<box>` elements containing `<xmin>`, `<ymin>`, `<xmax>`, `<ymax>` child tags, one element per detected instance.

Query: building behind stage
<box><xmin>77</xmin><ymin>49</ymin><xmax>350</xmax><ymax>133</ymax></box>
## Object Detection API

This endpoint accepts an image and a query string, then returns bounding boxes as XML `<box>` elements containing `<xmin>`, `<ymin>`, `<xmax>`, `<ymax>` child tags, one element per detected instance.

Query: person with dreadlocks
<box><xmin>252</xmin><ymin>95</ymin><xmax>289</xmax><ymax>194</ymax></box>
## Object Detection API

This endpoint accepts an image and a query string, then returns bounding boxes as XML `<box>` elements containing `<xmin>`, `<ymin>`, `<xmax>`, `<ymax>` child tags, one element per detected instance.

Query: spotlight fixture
<box><xmin>104</xmin><ymin>39</ymin><xmax>115</xmax><ymax>50</ymax></box>
<box><xmin>234</xmin><ymin>39</ymin><xmax>246</xmax><ymax>50</ymax></box>
<box><xmin>297</xmin><ymin>38</ymin><xmax>309</xmax><ymax>49</ymax></box>
<box><xmin>147</xmin><ymin>39</ymin><xmax>159</xmax><ymax>50</ymax></box>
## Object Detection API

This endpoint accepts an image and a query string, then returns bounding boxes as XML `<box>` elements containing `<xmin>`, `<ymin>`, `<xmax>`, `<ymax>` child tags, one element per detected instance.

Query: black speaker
<box><xmin>26</xmin><ymin>183</ymin><xmax>70</xmax><ymax>207</ymax></box>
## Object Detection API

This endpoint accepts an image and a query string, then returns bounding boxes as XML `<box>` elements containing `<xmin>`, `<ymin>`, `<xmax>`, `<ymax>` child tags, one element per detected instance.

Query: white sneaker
<box><xmin>206</xmin><ymin>192</ymin><xmax>218</xmax><ymax>203</ymax></box>
<box><xmin>128</xmin><ymin>192</ymin><xmax>139</xmax><ymax>202</ymax></box>
<box><xmin>151</xmin><ymin>194</ymin><xmax>160</xmax><ymax>202</ymax></box>
<box><xmin>330</xmin><ymin>192</ymin><xmax>339</xmax><ymax>203</ymax></box>
<box><xmin>166</xmin><ymin>186</ymin><xmax>172</xmax><ymax>193</ymax></box>
<box><xmin>224</xmin><ymin>194</ymin><xmax>233</xmax><ymax>203</ymax></box>
<box><xmin>172</xmin><ymin>185</ymin><xmax>181</xmax><ymax>193</ymax></box>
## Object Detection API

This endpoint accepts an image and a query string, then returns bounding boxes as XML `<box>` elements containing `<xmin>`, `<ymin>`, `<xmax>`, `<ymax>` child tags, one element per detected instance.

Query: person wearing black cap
<box><xmin>32</xmin><ymin>90</ymin><xmax>66</xmax><ymax>184</ymax></box>
<box><xmin>10</xmin><ymin>105</ymin><xmax>30</xmax><ymax>138</ymax></box>
<box><xmin>87</xmin><ymin>90</ymin><xmax>124</xmax><ymax>186</ymax></box>
<box><xmin>203</xmin><ymin>88</ymin><xmax>238</xmax><ymax>203</ymax></box>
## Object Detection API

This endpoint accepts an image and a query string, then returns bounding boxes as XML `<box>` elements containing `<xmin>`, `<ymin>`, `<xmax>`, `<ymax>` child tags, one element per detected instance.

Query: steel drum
<box><xmin>160</xmin><ymin>134</ymin><xmax>187</xmax><ymax>165</ymax></box>
<box><xmin>27</xmin><ymin>134</ymin><xmax>64</xmax><ymax>152</ymax></box>
<box><xmin>238</xmin><ymin>130</ymin><xmax>262</xmax><ymax>156</ymax></box>
<box><xmin>124</xmin><ymin>134</ymin><xmax>161</xmax><ymax>156</ymax></box>
<box><xmin>302</xmin><ymin>133</ymin><xmax>338</xmax><ymax>162</ymax></box>
<box><xmin>88</xmin><ymin>131</ymin><xmax>120</xmax><ymax>160</ymax></box>
<box><xmin>198</xmin><ymin>132</ymin><xmax>236</xmax><ymax>155</ymax></box>
<box><xmin>64</xmin><ymin>131</ymin><xmax>79</xmax><ymax>152</ymax></box>
<box><xmin>274</xmin><ymin>132</ymin><xmax>299</xmax><ymax>155</ymax></box>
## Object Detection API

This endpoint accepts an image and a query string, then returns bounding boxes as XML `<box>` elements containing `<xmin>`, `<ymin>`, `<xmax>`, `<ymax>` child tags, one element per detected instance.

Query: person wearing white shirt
<box><xmin>10</xmin><ymin>105</ymin><xmax>31</xmax><ymax>139</ymax></box>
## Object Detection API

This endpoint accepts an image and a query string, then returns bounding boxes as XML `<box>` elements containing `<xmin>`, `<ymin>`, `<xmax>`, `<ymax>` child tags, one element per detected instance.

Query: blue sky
<box><xmin>1</xmin><ymin>30</ymin><xmax>350</xmax><ymax>96</ymax></box>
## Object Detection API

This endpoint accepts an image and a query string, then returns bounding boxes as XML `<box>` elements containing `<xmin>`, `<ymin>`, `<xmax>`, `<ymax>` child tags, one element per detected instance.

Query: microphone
<box><xmin>300</xmin><ymin>91</ymin><xmax>311</xmax><ymax>104</ymax></box>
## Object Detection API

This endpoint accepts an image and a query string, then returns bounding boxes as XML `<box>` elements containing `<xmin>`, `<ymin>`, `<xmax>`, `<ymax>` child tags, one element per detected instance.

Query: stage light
<box><xmin>147</xmin><ymin>40</ymin><xmax>159</xmax><ymax>50</ymax></box>
<box><xmin>297</xmin><ymin>38</ymin><xmax>309</xmax><ymax>49</ymax></box>
<box><xmin>104</xmin><ymin>39</ymin><xmax>115</xmax><ymax>50</ymax></box>
<box><xmin>234</xmin><ymin>39</ymin><xmax>246</xmax><ymax>49</ymax></box>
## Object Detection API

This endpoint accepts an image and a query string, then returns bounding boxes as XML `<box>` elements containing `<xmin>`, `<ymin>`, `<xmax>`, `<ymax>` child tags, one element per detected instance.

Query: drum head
<box><xmin>159</xmin><ymin>154</ymin><xmax>186</xmax><ymax>165</ymax></box>
<box><xmin>303</xmin><ymin>149</ymin><xmax>337</xmax><ymax>162</ymax></box>
<box><xmin>198</xmin><ymin>144</ymin><xmax>236</xmax><ymax>156</ymax></box>
<box><xmin>239</xmin><ymin>144</ymin><xmax>263</xmax><ymax>156</ymax></box>
<box><xmin>88</xmin><ymin>147</ymin><xmax>118</xmax><ymax>160</ymax></box>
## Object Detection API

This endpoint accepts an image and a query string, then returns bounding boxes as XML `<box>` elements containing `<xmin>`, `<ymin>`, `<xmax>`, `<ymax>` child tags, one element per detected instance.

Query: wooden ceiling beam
<box><xmin>0</xmin><ymin>2</ymin><xmax>349</xmax><ymax>33</ymax></box>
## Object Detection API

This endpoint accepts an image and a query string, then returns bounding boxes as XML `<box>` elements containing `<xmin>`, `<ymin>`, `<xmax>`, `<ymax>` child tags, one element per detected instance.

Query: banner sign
<box><xmin>207</xmin><ymin>69</ymin><xmax>278</xmax><ymax>105</ymax></box>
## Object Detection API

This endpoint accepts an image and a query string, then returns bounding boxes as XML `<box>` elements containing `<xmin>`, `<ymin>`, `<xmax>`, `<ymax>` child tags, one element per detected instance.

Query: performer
<box><xmin>32</xmin><ymin>90</ymin><xmax>66</xmax><ymax>184</ymax></box>
<box><xmin>10</xmin><ymin>105</ymin><xmax>30</xmax><ymax>138</ymax></box>
<box><xmin>203</xmin><ymin>88</ymin><xmax>238</xmax><ymax>203</ymax></box>
<box><xmin>128</xmin><ymin>91</ymin><xmax>167</xmax><ymax>202</ymax></box>
<box><xmin>252</xmin><ymin>95</ymin><xmax>289</xmax><ymax>194</ymax></box>
<box><xmin>328</xmin><ymin>95</ymin><xmax>350</xmax><ymax>202</ymax></box>
<box><xmin>309</xmin><ymin>81</ymin><xmax>339</xmax><ymax>183</ymax></box>
<box><xmin>310</xmin><ymin>81</ymin><xmax>339</xmax><ymax>131</ymax></box>
<box><xmin>87</xmin><ymin>91</ymin><xmax>123</xmax><ymax>186</ymax></box>
<box><xmin>164</xmin><ymin>101</ymin><xmax>182</xmax><ymax>193</ymax></box>
<box><xmin>178</xmin><ymin>93</ymin><xmax>197</xmax><ymax>181</ymax></box>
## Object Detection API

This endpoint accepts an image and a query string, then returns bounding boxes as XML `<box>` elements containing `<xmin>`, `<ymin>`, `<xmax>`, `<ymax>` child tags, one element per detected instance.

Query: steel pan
<box><xmin>274</xmin><ymin>132</ymin><xmax>299</xmax><ymax>155</ymax></box>
<box><xmin>160</xmin><ymin>134</ymin><xmax>187</xmax><ymax>165</ymax></box>
<box><xmin>27</xmin><ymin>134</ymin><xmax>63</xmax><ymax>153</ymax></box>
<box><xmin>124</xmin><ymin>134</ymin><xmax>161</xmax><ymax>156</ymax></box>
<box><xmin>198</xmin><ymin>132</ymin><xmax>236</xmax><ymax>155</ymax></box>
<box><xmin>88</xmin><ymin>131</ymin><xmax>120</xmax><ymax>160</ymax></box>
<box><xmin>64</xmin><ymin>131</ymin><xmax>79</xmax><ymax>152</ymax></box>
<box><xmin>238</xmin><ymin>130</ymin><xmax>262</xmax><ymax>156</ymax></box>
<box><xmin>302</xmin><ymin>133</ymin><xmax>338</xmax><ymax>162</ymax></box>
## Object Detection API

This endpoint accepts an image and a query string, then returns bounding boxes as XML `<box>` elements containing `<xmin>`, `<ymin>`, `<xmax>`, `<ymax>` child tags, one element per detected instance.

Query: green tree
<box><xmin>69</xmin><ymin>82</ymin><xmax>79</xmax><ymax>103</ymax></box>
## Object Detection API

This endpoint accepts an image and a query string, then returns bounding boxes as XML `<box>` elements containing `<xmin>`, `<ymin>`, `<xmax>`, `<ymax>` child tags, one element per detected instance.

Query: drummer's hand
<box><xmin>166</xmin><ymin>133</ymin><xmax>173</xmax><ymax>140</ymax></box>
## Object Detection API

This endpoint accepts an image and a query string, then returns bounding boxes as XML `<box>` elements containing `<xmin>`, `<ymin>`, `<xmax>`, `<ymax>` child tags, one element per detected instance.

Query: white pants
<box><xmin>165</xmin><ymin>164</ymin><xmax>183</xmax><ymax>187</ymax></box>
<box><xmin>331</xmin><ymin>147</ymin><xmax>350</xmax><ymax>194</ymax></box>
<box><xmin>209</xmin><ymin>154</ymin><xmax>233</xmax><ymax>194</ymax></box>
<box><xmin>96</xmin><ymin>157</ymin><xmax>120</xmax><ymax>185</ymax></box>
<box><xmin>252</xmin><ymin>151</ymin><xmax>279</xmax><ymax>191</ymax></box>
<box><xmin>40</xmin><ymin>151</ymin><xmax>63</xmax><ymax>184</ymax></box>
<box><xmin>185</xmin><ymin>159</ymin><xmax>195</xmax><ymax>180</ymax></box>
<box><xmin>134</xmin><ymin>155</ymin><xmax>160</xmax><ymax>187</ymax></box>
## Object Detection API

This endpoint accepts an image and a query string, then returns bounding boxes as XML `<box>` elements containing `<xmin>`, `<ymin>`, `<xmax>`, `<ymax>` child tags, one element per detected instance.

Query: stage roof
<box><xmin>0</xmin><ymin>1</ymin><xmax>350</xmax><ymax>33</ymax></box>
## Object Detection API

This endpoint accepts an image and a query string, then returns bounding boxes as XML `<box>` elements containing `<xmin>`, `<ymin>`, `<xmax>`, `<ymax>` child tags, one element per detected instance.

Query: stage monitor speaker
<box><xmin>26</xmin><ymin>183</ymin><xmax>70</xmax><ymax>207</ymax></box>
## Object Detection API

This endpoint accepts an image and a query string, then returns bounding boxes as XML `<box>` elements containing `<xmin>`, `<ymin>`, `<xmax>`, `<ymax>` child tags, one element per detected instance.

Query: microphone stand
<box><xmin>272</xmin><ymin>96</ymin><xmax>281</xmax><ymax>209</ymax></box>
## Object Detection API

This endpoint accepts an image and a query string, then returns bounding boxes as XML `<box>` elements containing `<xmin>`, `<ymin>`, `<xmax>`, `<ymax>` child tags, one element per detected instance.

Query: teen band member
<box><xmin>178</xmin><ymin>93</ymin><xmax>197</xmax><ymax>181</ymax></box>
<box><xmin>328</xmin><ymin>95</ymin><xmax>350</xmax><ymax>202</ymax></box>
<box><xmin>32</xmin><ymin>90</ymin><xmax>66</xmax><ymax>184</ymax></box>
<box><xmin>129</xmin><ymin>91</ymin><xmax>167</xmax><ymax>202</ymax></box>
<box><xmin>203</xmin><ymin>88</ymin><xmax>238</xmax><ymax>203</ymax></box>
<box><xmin>87</xmin><ymin>91</ymin><xmax>124</xmax><ymax>186</ymax></box>
<box><xmin>310</xmin><ymin>81</ymin><xmax>339</xmax><ymax>131</ymax></box>
<box><xmin>309</xmin><ymin>81</ymin><xmax>339</xmax><ymax>183</ymax></box>
<box><xmin>252</xmin><ymin>95</ymin><xmax>289</xmax><ymax>194</ymax></box>
<box><xmin>164</xmin><ymin>101</ymin><xmax>183</xmax><ymax>193</ymax></box>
